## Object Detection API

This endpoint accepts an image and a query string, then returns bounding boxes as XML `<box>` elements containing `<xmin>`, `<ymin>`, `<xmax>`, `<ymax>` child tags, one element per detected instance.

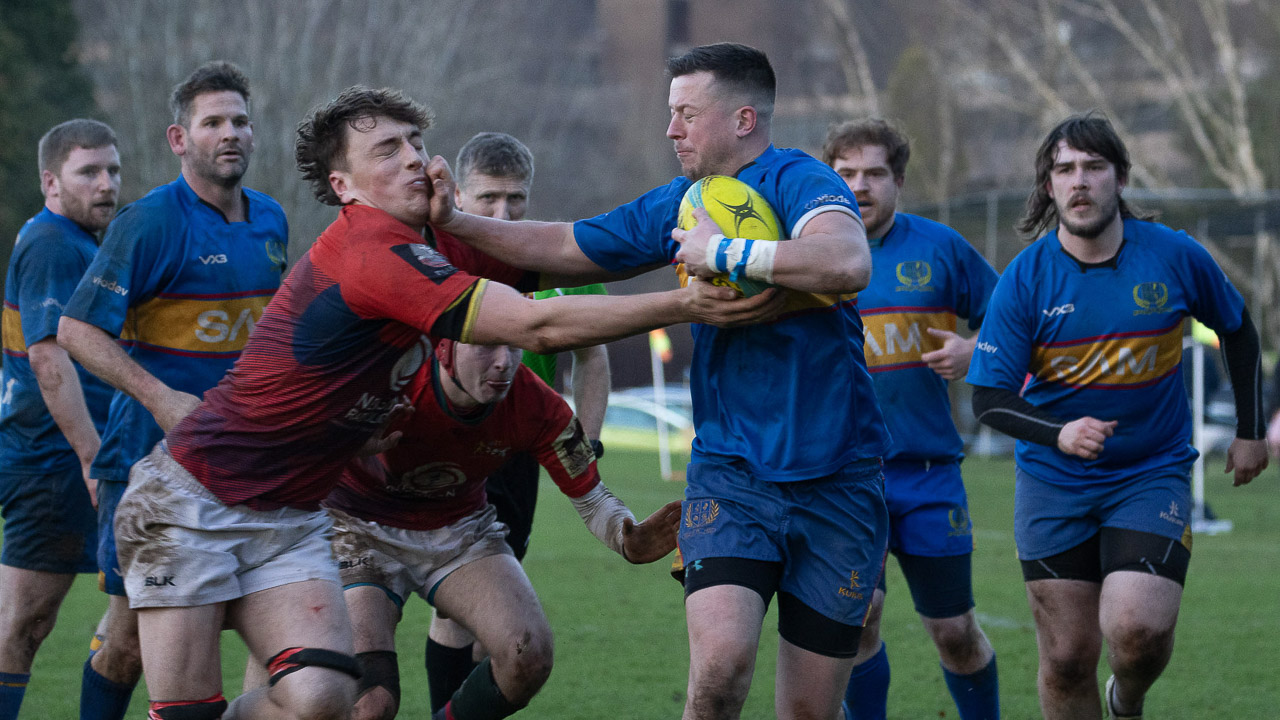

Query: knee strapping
<box><xmin>147</xmin><ymin>694</ymin><xmax>227</xmax><ymax>720</ymax></box>
<box><xmin>356</xmin><ymin>650</ymin><xmax>401</xmax><ymax>706</ymax></box>
<box><xmin>266</xmin><ymin>647</ymin><xmax>362</xmax><ymax>686</ymax></box>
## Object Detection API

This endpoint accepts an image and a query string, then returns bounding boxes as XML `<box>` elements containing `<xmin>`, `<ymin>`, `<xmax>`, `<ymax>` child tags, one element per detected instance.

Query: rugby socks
<box><xmin>426</xmin><ymin>638</ymin><xmax>478</xmax><ymax>712</ymax></box>
<box><xmin>0</xmin><ymin>672</ymin><xmax>29</xmax><ymax>720</ymax></box>
<box><xmin>842</xmin><ymin>641</ymin><xmax>890</xmax><ymax>720</ymax></box>
<box><xmin>80</xmin><ymin>657</ymin><xmax>136</xmax><ymax>720</ymax></box>
<box><xmin>942</xmin><ymin>654</ymin><xmax>999</xmax><ymax>720</ymax></box>
<box><xmin>434</xmin><ymin>657</ymin><xmax>521</xmax><ymax>720</ymax></box>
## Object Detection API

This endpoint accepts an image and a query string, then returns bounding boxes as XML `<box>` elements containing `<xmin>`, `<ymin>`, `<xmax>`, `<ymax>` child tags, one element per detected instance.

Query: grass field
<box><xmin>13</xmin><ymin>450</ymin><xmax>1280</xmax><ymax>718</ymax></box>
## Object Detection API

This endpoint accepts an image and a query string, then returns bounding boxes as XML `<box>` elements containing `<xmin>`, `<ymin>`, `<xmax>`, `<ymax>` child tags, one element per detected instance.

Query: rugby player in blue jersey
<box><xmin>426</xmin><ymin>43</ymin><xmax>889</xmax><ymax>720</ymax></box>
<box><xmin>0</xmin><ymin>119</ymin><xmax>119</xmax><ymax>720</ymax></box>
<box><xmin>967</xmin><ymin>114</ymin><xmax>1268</xmax><ymax>720</ymax></box>
<box><xmin>58</xmin><ymin>62</ymin><xmax>289</xmax><ymax>720</ymax></box>
<box><xmin>823</xmin><ymin>119</ymin><xmax>1000</xmax><ymax>720</ymax></box>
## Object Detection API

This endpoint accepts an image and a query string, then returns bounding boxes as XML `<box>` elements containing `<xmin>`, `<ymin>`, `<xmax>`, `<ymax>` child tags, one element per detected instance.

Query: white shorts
<box><xmin>116</xmin><ymin>444</ymin><xmax>339</xmax><ymax>609</ymax></box>
<box><xmin>328</xmin><ymin>504</ymin><xmax>512</xmax><ymax>606</ymax></box>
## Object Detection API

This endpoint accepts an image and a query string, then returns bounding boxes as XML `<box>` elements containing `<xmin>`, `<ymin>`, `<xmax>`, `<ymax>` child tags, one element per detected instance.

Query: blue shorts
<box><xmin>677</xmin><ymin>458</ymin><xmax>888</xmax><ymax>628</ymax></box>
<box><xmin>0</xmin><ymin>465</ymin><xmax>98</xmax><ymax>573</ymax></box>
<box><xmin>96</xmin><ymin>479</ymin><xmax>128</xmax><ymax>596</ymax></box>
<box><xmin>883</xmin><ymin>459</ymin><xmax>974</xmax><ymax>558</ymax></box>
<box><xmin>1014</xmin><ymin>464</ymin><xmax>1194</xmax><ymax>561</ymax></box>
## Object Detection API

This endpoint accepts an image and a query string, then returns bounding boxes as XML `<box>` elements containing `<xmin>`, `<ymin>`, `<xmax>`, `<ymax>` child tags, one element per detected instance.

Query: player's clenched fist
<box><xmin>426</xmin><ymin>154</ymin><xmax>458</xmax><ymax>227</ymax></box>
<box><xmin>1057</xmin><ymin>417</ymin><xmax>1118</xmax><ymax>460</ymax></box>
<box><xmin>621</xmin><ymin>499</ymin><xmax>682</xmax><ymax>564</ymax></box>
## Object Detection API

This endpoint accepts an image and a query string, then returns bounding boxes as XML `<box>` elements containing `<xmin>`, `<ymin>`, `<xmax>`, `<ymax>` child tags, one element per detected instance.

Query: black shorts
<box><xmin>484</xmin><ymin>452</ymin><xmax>540</xmax><ymax>561</ymax></box>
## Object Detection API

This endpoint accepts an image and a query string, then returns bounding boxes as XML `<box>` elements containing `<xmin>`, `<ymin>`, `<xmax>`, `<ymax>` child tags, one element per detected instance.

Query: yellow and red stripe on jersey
<box><xmin>1030</xmin><ymin>319</ymin><xmax>1184</xmax><ymax>389</ymax></box>
<box><xmin>2</xmin><ymin>301</ymin><xmax>26</xmax><ymax>357</ymax></box>
<box><xmin>860</xmin><ymin>306</ymin><xmax>957</xmax><ymax>372</ymax></box>
<box><xmin>120</xmin><ymin>290</ymin><xmax>274</xmax><ymax>357</ymax></box>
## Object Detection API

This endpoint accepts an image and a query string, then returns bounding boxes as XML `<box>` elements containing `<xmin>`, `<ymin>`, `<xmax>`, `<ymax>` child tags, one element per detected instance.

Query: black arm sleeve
<box><xmin>1218</xmin><ymin>308</ymin><xmax>1265</xmax><ymax>440</ymax></box>
<box><xmin>971</xmin><ymin>385</ymin><xmax>1068</xmax><ymax>448</ymax></box>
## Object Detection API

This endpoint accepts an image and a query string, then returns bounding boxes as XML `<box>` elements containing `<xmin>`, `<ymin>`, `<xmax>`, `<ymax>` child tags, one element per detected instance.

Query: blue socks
<box><xmin>942</xmin><ymin>654</ymin><xmax>1000</xmax><ymax>720</ymax></box>
<box><xmin>0</xmin><ymin>672</ymin><xmax>30</xmax><ymax>720</ymax></box>
<box><xmin>80</xmin><ymin>658</ymin><xmax>135</xmax><ymax>720</ymax></box>
<box><xmin>842</xmin><ymin>641</ymin><xmax>890</xmax><ymax>720</ymax></box>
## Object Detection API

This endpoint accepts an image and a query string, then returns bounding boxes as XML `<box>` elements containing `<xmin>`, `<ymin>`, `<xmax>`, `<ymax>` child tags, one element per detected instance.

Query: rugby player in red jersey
<box><xmin>109</xmin><ymin>86</ymin><xmax>777</xmax><ymax>720</ymax></box>
<box><xmin>325</xmin><ymin>338</ymin><xmax>677</xmax><ymax>720</ymax></box>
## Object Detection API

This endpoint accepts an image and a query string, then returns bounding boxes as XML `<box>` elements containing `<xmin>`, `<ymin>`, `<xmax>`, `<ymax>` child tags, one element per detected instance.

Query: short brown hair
<box><xmin>170</xmin><ymin>61</ymin><xmax>251</xmax><ymax>126</ymax></box>
<box><xmin>455</xmin><ymin>132</ymin><xmax>534</xmax><ymax>188</ymax></box>
<box><xmin>295</xmin><ymin>86</ymin><xmax>435</xmax><ymax>206</ymax></box>
<box><xmin>821</xmin><ymin>118</ymin><xmax>910</xmax><ymax>180</ymax></box>
<box><xmin>38</xmin><ymin>119</ymin><xmax>117</xmax><ymax>176</ymax></box>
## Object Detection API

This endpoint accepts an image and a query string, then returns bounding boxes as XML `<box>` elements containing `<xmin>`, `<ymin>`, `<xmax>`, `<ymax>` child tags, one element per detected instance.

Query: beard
<box><xmin>59</xmin><ymin>193</ymin><xmax>115</xmax><ymax>232</ymax></box>
<box><xmin>188</xmin><ymin>148</ymin><xmax>250</xmax><ymax>188</ymax></box>
<box><xmin>1058</xmin><ymin>192</ymin><xmax>1121</xmax><ymax>239</ymax></box>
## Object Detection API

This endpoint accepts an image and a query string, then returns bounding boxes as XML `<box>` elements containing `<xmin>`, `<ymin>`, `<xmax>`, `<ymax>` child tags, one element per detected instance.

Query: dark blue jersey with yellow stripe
<box><xmin>574</xmin><ymin>145</ymin><xmax>890</xmax><ymax>481</ymax></box>
<box><xmin>967</xmin><ymin>218</ymin><xmax>1245</xmax><ymax>486</ymax></box>
<box><xmin>859</xmin><ymin>213</ymin><xmax>998</xmax><ymax>462</ymax></box>
<box><xmin>63</xmin><ymin>175</ymin><xmax>288</xmax><ymax>484</ymax></box>
<box><xmin>1</xmin><ymin>209</ymin><xmax>114</xmax><ymax>472</ymax></box>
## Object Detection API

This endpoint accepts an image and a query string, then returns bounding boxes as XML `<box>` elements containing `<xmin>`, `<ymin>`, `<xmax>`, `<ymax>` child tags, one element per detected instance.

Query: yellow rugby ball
<box><xmin>677</xmin><ymin>175</ymin><xmax>782</xmax><ymax>297</ymax></box>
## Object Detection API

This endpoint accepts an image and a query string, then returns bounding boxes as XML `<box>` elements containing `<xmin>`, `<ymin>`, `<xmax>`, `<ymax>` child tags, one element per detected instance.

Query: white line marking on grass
<box><xmin>975</xmin><ymin>612</ymin><xmax>1034</xmax><ymax>631</ymax></box>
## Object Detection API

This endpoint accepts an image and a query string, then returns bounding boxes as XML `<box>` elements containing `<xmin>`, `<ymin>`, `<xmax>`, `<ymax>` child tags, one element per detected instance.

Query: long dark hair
<box><xmin>1016</xmin><ymin>113</ymin><xmax>1154</xmax><ymax>238</ymax></box>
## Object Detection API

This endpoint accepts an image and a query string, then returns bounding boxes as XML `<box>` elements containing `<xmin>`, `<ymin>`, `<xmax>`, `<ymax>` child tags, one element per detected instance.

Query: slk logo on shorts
<box><xmin>684</xmin><ymin>500</ymin><xmax>720</xmax><ymax>530</ymax></box>
<box><xmin>145</xmin><ymin>576</ymin><xmax>175</xmax><ymax>587</ymax></box>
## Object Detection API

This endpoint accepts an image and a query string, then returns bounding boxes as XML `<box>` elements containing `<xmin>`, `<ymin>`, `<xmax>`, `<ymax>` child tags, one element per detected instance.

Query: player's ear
<box><xmin>735</xmin><ymin>106</ymin><xmax>757</xmax><ymax>137</ymax></box>
<box><xmin>40</xmin><ymin>169</ymin><xmax>57</xmax><ymax>199</ymax></box>
<box><xmin>166</xmin><ymin>124</ymin><xmax>187</xmax><ymax>157</ymax></box>
<box><xmin>329</xmin><ymin>170</ymin><xmax>355</xmax><ymax>205</ymax></box>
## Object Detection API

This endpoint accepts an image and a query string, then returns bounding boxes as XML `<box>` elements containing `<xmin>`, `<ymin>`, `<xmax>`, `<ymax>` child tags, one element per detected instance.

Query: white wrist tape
<box><xmin>570</xmin><ymin>483</ymin><xmax>634</xmax><ymax>557</ymax></box>
<box><xmin>703</xmin><ymin>234</ymin><xmax>777</xmax><ymax>284</ymax></box>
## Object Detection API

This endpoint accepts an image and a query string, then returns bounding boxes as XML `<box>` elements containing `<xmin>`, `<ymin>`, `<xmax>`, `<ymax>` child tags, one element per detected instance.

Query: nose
<box><xmin>493</xmin><ymin>199</ymin><xmax>512</xmax><ymax>221</ymax></box>
<box><xmin>666</xmin><ymin>114</ymin><xmax>683</xmax><ymax>140</ymax></box>
<box><xmin>847</xmin><ymin>173</ymin><xmax>868</xmax><ymax>193</ymax></box>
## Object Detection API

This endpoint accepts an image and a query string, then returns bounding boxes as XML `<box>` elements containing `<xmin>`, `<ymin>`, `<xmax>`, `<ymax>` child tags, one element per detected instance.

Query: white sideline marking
<box><xmin>975</xmin><ymin>612</ymin><xmax>1033</xmax><ymax>631</ymax></box>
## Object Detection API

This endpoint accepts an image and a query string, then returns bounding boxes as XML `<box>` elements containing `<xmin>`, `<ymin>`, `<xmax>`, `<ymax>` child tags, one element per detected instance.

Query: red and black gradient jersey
<box><xmin>325</xmin><ymin>359</ymin><xmax>600</xmax><ymax>530</ymax></box>
<box><xmin>166</xmin><ymin>204</ymin><xmax>525</xmax><ymax>510</ymax></box>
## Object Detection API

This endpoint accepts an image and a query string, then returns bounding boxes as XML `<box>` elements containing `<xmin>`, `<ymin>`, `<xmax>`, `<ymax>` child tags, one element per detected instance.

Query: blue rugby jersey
<box><xmin>574</xmin><ymin>145</ymin><xmax>890</xmax><ymax>481</ymax></box>
<box><xmin>1</xmin><ymin>209</ymin><xmax>114</xmax><ymax>472</ymax></box>
<box><xmin>967</xmin><ymin>218</ymin><xmax>1245</xmax><ymax>486</ymax></box>
<box><xmin>859</xmin><ymin>213</ymin><xmax>998</xmax><ymax>462</ymax></box>
<box><xmin>62</xmin><ymin>175</ymin><xmax>288</xmax><ymax>484</ymax></box>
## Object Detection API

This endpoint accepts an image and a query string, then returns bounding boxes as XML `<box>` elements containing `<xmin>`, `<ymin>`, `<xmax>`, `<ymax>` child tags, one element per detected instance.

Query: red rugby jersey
<box><xmin>166</xmin><ymin>205</ymin><xmax>506</xmax><ymax>509</ymax></box>
<box><xmin>325</xmin><ymin>360</ymin><xmax>600</xmax><ymax>530</ymax></box>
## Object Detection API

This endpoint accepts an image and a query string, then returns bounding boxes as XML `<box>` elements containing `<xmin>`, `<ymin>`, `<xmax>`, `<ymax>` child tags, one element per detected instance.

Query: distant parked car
<box><xmin>582</xmin><ymin>385</ymin><xmax>695</xmax><ymax>452</ymax></box>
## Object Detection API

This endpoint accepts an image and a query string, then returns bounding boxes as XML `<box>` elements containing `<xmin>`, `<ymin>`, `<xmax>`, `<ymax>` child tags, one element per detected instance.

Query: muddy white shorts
<box><xmin>115</xmin><ymin>444</ymin><xmax>339</xmax><ymax>609</ymax></box>
<box><xmin>327</xmin><ymin>504</ymin><xmax>512</xmax><ymax>607</ymax></box>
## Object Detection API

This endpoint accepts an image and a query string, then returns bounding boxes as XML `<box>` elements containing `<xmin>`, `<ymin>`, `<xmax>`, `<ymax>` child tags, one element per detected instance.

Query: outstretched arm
<box><xmin>57</xmin><ymin>316</ymin><xmax>199</xmax><ymax>433</ymax></box>
<box><xmin>466</xmin><ymin>279</ymin><xmax>784</xmax><ymax>354</ymax></box>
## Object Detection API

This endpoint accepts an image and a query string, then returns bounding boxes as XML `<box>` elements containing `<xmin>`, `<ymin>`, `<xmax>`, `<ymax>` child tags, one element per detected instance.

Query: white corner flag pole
<box><xmin>1188</xmin><ymin>338</ymin><xmax>1233</xmax><ymax>535</ymax></box>
<box><xmin>651</xmin><ymin>338</ymin><xmax>672</xmax><ymax>481</ymax></box>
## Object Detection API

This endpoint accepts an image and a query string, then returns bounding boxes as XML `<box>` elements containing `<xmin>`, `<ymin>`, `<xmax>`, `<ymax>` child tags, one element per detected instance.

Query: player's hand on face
<box><xmin>672</xmin><ymin>208</ymin><xmax>725</xmax><ymax>279</ymax></box>
<box><xmin>153</xmin><ymin>389</ymin><xmax>202</xmax><ymax>433</ymax></box>
<box><xmin>684</xmin><ymin>282</ymin><xmax>785</xmax><ymax>328</ymax></box>
<box><xmin>1056</xmin><ymin>417</ymin><xmax>1117</xmax><ymax>460</ymax></box>
<box><xmin>621</xmin><ymin>499</ymin><xmax>681</xmax><ymax>564</ymax></box>
<box><xmin>358</xmin><ymin>402</ymin><xmax>414</xmax><ymax>457</ymax></box>
<box><xmin>1224</xmin><ymin>437</ymin><xmax>1268</xmax><ymax>487</ymax></box>
<box><xmin>426</xmin><ymin>155</ymin><xmax>457</xmax><ymax>228</ymax></box>
<box><xmin>920</xmin><ymin>328</ymin><xmax>975</xmax><ymax>381</ymax></box>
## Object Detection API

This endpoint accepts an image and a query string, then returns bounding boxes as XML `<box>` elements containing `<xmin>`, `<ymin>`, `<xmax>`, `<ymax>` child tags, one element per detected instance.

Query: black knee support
<box><xmin>266</xmin><ymin>646</ymin><xmax>362</xmax><ymax>686</ymax></box>
<box><xmin>356</xmin><ymin>650</ymin><xmax>401</xmax><ymax>706</ymax></box>
<box><xmin>776</xmin><ymin>591</ymin><xmax>864</xmax><ymax>658</ymax></box>
<box><xmin>148</xmin><ymin>695</ymin><xmax>228</xmax><ymax>720</ymax></box>
<box><xmin>682</xmin><ymin>556</ymin><xmax>782</xmax><ymax>605</ymax></box>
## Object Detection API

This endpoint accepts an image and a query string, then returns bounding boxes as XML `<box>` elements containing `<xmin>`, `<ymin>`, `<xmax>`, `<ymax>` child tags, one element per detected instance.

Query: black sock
<box><xmin>426</xmin><ymin>638</ymin><xmax>477</xmax><ymax>713</ymax></box>
<box><xmin>443</xmin><ymin>657</ymin><xmax>521</xmax><ymax>720</ymax></box>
